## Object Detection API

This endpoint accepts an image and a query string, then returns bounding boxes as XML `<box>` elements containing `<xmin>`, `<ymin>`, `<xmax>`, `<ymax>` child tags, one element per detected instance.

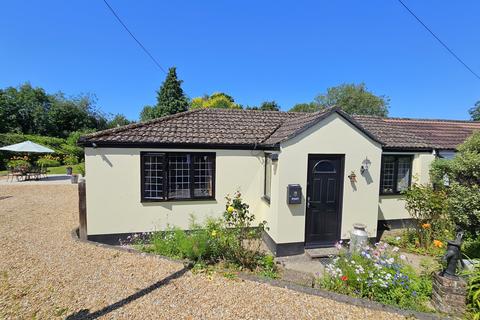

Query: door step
<box><xmin>305</xmin><ymin>247</ymin><xmax>339</xmax><ymax>259</ymax></box>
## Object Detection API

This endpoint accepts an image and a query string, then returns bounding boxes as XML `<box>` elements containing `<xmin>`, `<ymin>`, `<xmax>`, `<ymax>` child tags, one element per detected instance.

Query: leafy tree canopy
<box><xmin>430</xmin><ymin>131</ymin><xmax>480</xmax><ymax>238</ymax></box>
<box><xmin>289</xmin><ymin>102</ymin><xmax>320</xmax><ymax>113</ymax></box>
<box><xmin>140</xmin><ymin>67</ymin><xmax>189</xmax><ymax>121</ymax></box>
<box><xmin>289</xmin><ymin>83</ymin><xmax>389</xmax><ymax>117</ymax></box>
<box><xmin>469</xmin><ymin>101</ymin><xmax>480</xmax><ymax>121</ymax></box>
<box><xmin>107</xmin><ymin>114</ymin><xmax>132</xmax><ymax>128</ymax></box>
<box><xmin>246</xmin><ymin>101</ymin><xmax>281</xmax><ymax>111</ymax></box>
<box><xmin>190</xmin><ymin>92</ymin><xmax>241</xmax><ymax>110</ymax></box>
<box><xmin>0</xmin><ymin>83</ymin><xmax>126</xmax><ymax>138</ymax></box>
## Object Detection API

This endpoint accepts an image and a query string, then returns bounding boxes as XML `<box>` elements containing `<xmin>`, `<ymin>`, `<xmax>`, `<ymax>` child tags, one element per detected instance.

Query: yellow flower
<box><xmin>227</xmin><ymin>206</ymin><xmax>234</xmax><ymax>213</ymax></box>
<box><xmin>433</xmin><ymin>240</ymin><xmax>443</xmax><ymax>248</ymax></box>
<box><xmin>421</xmin><ymin>223</ymin><xmax>431</xmax><ymax>229</ymax></box>
<box><xmin>211</xmin><ymin>230</ymin><xmax>217</xmax><ymax>237</ymax></box>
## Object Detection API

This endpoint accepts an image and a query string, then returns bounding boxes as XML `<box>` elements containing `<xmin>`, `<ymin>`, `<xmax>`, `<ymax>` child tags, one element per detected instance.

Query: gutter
<box><xmin>77</xmin><ymin>139</ymin><xmax>281</xmax><ymax>151</ymax></box>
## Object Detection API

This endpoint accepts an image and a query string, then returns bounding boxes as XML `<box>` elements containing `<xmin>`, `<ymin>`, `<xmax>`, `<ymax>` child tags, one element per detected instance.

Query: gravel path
<box><xmin>0</xmin><ymin>185</ymin><xmax>405</xmax><ymax>319</ymax></box>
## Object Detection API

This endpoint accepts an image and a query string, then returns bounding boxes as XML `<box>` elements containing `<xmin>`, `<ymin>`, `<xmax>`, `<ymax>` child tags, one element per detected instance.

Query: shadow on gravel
<box><xmin>65</xmin><ymin>266</ymin><xmax>190</xmax><ymax>320</ymax></box>
<box><xmin>0</xmin><ymin>196</ymin><xmax>12</xmax><ymax>201</ymax></box>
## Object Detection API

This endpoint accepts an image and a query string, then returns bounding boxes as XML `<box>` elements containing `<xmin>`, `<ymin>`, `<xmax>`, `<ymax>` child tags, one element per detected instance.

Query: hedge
<box><xmin>0</xmin><ymin>133</ymin><xmax>83</xmax><ymax>170</ymax></box>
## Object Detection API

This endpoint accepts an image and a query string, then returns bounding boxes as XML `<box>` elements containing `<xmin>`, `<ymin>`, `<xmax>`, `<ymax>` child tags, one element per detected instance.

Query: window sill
<box><xmin>379</xmin><ymin>193</ymin><xmax>405</xmax><ymax>196</ymax></box>
<box><xmin>262</xmin><ymin>196</ymin><xmax>271</xmax><ymax>204</ymax></box>
<box><xmin>141</xmin><ymin>197</ymin><xmax>216</xmax><ymax>203</ymax></box>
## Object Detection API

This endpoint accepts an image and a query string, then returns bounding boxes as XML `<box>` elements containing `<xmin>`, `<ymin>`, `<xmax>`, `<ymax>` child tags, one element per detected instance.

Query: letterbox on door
<box><xmin>287</xmin><ymin>184</ymin><xmax>302</xmax><ymax>204</ymax></box>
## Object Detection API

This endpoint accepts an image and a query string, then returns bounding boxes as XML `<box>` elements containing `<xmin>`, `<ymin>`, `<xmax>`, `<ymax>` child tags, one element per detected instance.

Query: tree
<box><xmin>0</xmin><ymin>83</ymin><xmax>108</xmax><ymax>138</ymax></box>
<box><xmin>0</xmin><ymin>83</ymin><xmax>51</xmax><ymax>134</ymax></box>
<box><xmin>469</xmin><ymin>101</ymin><xmax>480</xmax><ymax>121</ymax></box>
<box><xmin>190</xmin><ymin>92</ymin><xmax>241</xmax><ymax>110</ymax></box>
<box><xmin>289</xmin><ymin>102</ymin><xmax>321</xmax><ymax>113</ymax></box>
<box><xmin>46</xmin><ymin>93</ymin><xmax>108</xmax><ymax>138</ymax></box>
<box><xmin>430</xmin><ymin>131</ymin><xmax>480</xmax><ymax>238</ymax></box>
<box><xmin>288</xmin><ymin>83</ymin><xmax>389</xmax><ymax>116</ymax></box>
<box><xmin>139</xmin><ymin>105</ymin><xmax>156</xmax><ymax>122</ymax></box>
<box><xmin>246</xmin><ymin>101</ymin><xmax>281</xmax><ymax>111</ymax></box>
<box><xmin>140</xmin><ymin>67</ymin><xmax>189</xmax><ymax>121</ymax></box>
<box><xmin>107</xmin><ymin>114</ymin><xmax>132</xmax><ymax>128</ymax></box>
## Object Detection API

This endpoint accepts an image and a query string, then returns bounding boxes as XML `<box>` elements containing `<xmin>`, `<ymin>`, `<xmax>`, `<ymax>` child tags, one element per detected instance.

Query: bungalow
<box><xmin>78</xmin><ymin>107</ymin><xmax>480</xmax><ymax>256</ymax></box>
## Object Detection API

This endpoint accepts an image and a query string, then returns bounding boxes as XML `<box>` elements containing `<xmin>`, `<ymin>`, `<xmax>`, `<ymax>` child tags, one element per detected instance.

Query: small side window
<box><xmin>264</xmin><ymin>154</ymin><xmax>272</xmax><ymax>202</ymax></box>
<box><xmin>380</xmin><ymin>155</ymin><xmax>412</xmax><ymax>194</ymax></box>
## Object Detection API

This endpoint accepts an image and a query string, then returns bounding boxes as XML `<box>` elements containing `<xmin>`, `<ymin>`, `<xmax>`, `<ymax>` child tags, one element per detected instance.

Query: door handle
<box><xmin>307</xmin><ymin>196</ymin><xmax>310</xmax><ymax>208</ymax></box>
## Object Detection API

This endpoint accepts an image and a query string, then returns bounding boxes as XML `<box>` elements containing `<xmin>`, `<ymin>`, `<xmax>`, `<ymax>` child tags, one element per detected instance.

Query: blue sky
<box><xmin>1</xmin><ymin>1</ymin><xmax>479</xmax><ymax>121</ymax></box>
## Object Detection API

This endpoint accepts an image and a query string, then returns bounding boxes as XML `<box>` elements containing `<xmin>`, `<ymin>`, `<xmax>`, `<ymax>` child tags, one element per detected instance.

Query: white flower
<box><xmin>350</xmin><ymin>260</ymin><xmax>356</xmax><ymax>265</ymax></box>
<box><xmin>399</xmin><ymin>255</ymin><xmax>406</xmax><ymax>260</ymax></box>
<box><xmin>392</xmin><ymin>246</ymin><xmax>399</xmax><ymax>252</ymax></box>
<box><xmin>387</xmin><ymin>258</ymin><xmax>395</xmax><ymax>264</ymax></box>
<box><xmin>395</xmin><ymin>236</ymin><xmax>401</xmax><ymax>241</ymax></box>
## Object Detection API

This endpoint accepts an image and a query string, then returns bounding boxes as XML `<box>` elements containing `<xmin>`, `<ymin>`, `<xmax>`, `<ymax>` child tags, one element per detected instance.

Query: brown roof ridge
<box><xmin>354</xmin><ymin>114</ymin><xmax>479</xmax><ymax>124</ymax></box>
<box><xmin>80</xmin><ymin>108</ymin><xmax>204</xmax><ymax>140</ymax></box>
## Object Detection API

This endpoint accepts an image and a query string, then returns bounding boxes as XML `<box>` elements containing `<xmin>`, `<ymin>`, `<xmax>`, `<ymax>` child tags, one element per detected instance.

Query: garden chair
<box><xmin>7</xmin><ymin>167</ymin><xmax>23</xmax><ymax>182</ymax></box>
<box><xmin>40</xmin><ymin>166</ymin><xmax>48</xmax><ymax>179</ymax></box>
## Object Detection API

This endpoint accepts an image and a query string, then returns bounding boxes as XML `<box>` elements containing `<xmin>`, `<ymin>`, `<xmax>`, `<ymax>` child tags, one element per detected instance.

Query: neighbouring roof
<box><xmin>79</xmin><ymin>108</ymin><xmax>480</xmax><ymax>150</ymax></box>
<box><xmin>354</xmin><ymin>116</ymin><xmax>480</xmax><ymax>150</ymax></box>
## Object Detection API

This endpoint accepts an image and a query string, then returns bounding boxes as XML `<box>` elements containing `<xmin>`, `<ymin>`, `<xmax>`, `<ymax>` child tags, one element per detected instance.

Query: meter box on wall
<box><xmin>287</xmin><ymin>184</ymin><xmax>302</xmax><ymax>204</ymax></box>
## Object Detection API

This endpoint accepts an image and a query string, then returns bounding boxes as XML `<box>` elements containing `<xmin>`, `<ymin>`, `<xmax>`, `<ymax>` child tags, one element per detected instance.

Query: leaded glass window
<box><xmin>380</xmin><ymin>155</ymin><xmax>413</xmax><ymax>194</ymax></box>
<box><xmin>141</xmin><ymin>152</ymin><xmax>215</xmax><ymax>201</ymax></box>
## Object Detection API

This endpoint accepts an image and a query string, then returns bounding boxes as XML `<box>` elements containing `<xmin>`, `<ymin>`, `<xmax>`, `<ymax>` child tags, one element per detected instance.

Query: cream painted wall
<box><xmin>85</xmin><ymin>148</ymin><xmax>266</xmax><ymax>235</ymax></box>
<box><xmin>378</xmin><ymin>153</ymin><xmax>436</xmax><ymax>221</ymax></box>
<box><xmin>267</xmin><ymin>113</ymin><xmax>383</xmax><ymax>244</ymax></box>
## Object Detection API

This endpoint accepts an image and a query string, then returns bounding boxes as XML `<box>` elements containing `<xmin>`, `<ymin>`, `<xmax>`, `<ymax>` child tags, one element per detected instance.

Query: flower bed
<box><xmin>124</xmin><ymin>191</ymin><xmax>278</xmax><ymax>279</ymax></box>
<box><xmin>318</xmin><ymin>241</ymin><xmax>433</xmax><ymax>312</ymax></box>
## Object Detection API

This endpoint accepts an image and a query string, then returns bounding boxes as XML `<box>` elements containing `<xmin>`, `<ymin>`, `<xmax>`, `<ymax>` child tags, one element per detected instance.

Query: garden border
<box><xmin>70</xmin><ymin>228</ymin><xmax>193</xmax><ymax>267</ymax></box>
<box><xmin>238</xmin><ymin>273</ymin><xmax>450</xmax><ymax>320</ymax></box>
<box><xmin>71</xmin><ymin>228</ymin><xmax>450</xmax><ymax>320</ymax></box>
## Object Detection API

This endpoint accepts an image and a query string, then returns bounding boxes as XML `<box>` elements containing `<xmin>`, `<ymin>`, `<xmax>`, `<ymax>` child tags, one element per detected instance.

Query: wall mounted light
<box><xmin>360</xmin><ymin>157</ymin><xmax>371</xmax><ymax>174</ymax></box>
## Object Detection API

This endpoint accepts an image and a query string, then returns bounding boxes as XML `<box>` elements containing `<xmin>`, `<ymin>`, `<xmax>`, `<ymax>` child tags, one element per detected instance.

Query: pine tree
<box><xmin>140</xmin><ymin>67</ymin><xmax>189</xmax><ymax>121</ymax></box>
<box><xmin>156</xmin><ymin>67</ymin><xmax>189</xmax><ymax>116</ymax></box>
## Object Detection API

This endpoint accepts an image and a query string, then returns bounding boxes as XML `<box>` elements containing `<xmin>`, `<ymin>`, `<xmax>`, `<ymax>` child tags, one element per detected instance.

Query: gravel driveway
<box><xmin>0</xmin><ymin>184</ymin><xmax>405</xmax><ymax>319</ymax></box>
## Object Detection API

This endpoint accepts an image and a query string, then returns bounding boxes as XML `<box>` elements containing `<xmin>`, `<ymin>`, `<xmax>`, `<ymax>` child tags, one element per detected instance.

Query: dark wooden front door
<box><xmin>305</xmin><ymin>155</ymin><xmax>344</xmax><ymax>247</ymax></box>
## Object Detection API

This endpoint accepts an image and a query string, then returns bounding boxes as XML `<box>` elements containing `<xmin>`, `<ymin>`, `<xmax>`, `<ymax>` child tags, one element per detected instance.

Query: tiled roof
<box><xmin>80</xmin><ymin>108</ymin><xmax>480</xmax><ymax>150</ymax></box>
<box><xmin>353</xmin><ymin>115</ymin><xmax>480</xmax><ymax>150</ymax></box>
<box><xmin>81</xmin><ymin>108</ymin><xmax>298</xmax><ymax>147</ymax></box>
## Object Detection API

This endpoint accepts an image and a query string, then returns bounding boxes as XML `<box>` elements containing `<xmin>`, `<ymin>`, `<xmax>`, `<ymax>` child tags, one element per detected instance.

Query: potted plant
<box><xmin>63</xmin><ymin>155</ymin><xmax>79</xmax><ymax>176</ymax></box>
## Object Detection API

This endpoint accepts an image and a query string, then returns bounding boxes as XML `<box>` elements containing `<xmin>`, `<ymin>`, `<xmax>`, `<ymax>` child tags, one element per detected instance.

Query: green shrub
<box><xmin>0</xmin><ymin>132</ymin><xmax>84</xmax><ymax>169</ymax></box>
<box><xmin>430</xmin><ymin>131</ymin><xmax>480</xmax><ymax>238</ymax></box>
<box><xmin>258</xmin><ymin>255</ymin><xmax>278</xmax><ymax>279</ymax></box>
<box><xmin>463</xmin><ymin>238</ymin><xmax>480</xmax><ymax>259</ymax></box>
<box><xmin>403</xmin><ymin>183</ymin><xmax>453</xmax><ymax>250</ymax></box>
<box><xmin>63</xmin><ymin>155</ymin><xmax>79</xmax><ymax>166</ymax></box>
<box><xmin>37</xmin><ymin>155</ymin><xmax>61</xmax><ymax>167</ymax></box>
<box><xmin>223</xmin><ymin>191</ymin><xmax>268</xmax><ymax>268</ymax></box>
<box><xmin>134</xmin><ymin>192</ymin><xmax>274</xmax><ymax>274</ymax></box>
<box><xmin>78</xmin><ymin>162</ymin><xmax>85</xmax><ymax>176</ymax></box>
<box><xmin>466</xmin><ymin>265</ymin><xmax>480</xmax><ymax>320</ymax></box>
<box><xmin>7</xmin><ymin>156</ymin><xmax>31</xmax><ymax>169</ymax></box>
<box><xmin>318</xmin><ymin>242</ymin><xmax>432</xmax><ymax>312</ymax></box>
